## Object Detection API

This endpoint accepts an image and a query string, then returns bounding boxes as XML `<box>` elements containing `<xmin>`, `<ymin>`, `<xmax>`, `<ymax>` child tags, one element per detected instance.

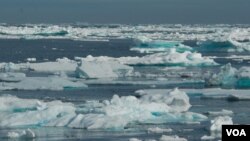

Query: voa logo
<box><xmin>226</xmin><ymin>129</ymin><xmax>246</xmax><ymax>136</ymax></box>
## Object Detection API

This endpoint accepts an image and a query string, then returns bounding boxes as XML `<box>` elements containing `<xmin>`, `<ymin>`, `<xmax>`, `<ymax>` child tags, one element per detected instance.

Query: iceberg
<box><xmin>0</xmin><ymin>88</ymin><xmax>206</xmax><ymax>129</ymax></box>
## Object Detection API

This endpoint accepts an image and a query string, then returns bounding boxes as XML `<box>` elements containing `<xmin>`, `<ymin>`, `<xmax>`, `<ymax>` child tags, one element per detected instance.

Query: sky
<box><xmin>0</xmin><ymin>0</ymin><xmax>249</xmax><ymax>24</ymax></box>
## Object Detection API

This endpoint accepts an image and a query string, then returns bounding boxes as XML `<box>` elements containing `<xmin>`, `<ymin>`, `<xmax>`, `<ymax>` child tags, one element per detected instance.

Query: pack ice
<box><xmin>0</xmin><ymin>88</ymin><xmax>207</xmax><ymax>129</ymax></box>
<box><xmin>82</xmin><ymin>48</ymin><xmax>218</xmax><ymax>66</ymax></box>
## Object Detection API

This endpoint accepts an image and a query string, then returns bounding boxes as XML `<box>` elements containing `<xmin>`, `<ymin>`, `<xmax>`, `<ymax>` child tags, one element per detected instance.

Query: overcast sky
<box><xmin>0</xmin><ymin>0</ymin><xmax>249</xmax><ymax>24</ymax></box>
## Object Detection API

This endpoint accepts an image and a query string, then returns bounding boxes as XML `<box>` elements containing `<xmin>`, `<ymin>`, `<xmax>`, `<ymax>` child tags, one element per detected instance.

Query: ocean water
<box><xmin>0</xmin><ymin>24</ymin><xmax>250</xmax><ymax>141</ymax></box>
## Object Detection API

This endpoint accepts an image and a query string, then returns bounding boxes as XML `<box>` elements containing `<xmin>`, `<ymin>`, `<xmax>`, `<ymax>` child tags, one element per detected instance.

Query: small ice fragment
<box><xmin>159</xmin><ymin>135</ymin><xmax>187</xmax><ymax>141</ymax></box>
<box><xmin>147</xmin><ymin>127</ymin><xmax>172</xmax><ymax>133</ymax></box>
<box><xmin>206</xmin><ymin>109</ymin><xmax>233</xmax><ymax>116</ymax></box>
<box><xmin>201</xmin><ymin>116</ymin><xmax>233</xmax><ymax>139</ymax></box>
<box><xmin>7</xmin><ymin>128</ymin><xmax>36</xmax><ymax>139</ymax></box>
<box><xmin>26</xmin><ymin>58</ymin><xmax>36</xmax><ymax>62</ymax></box>
<box><xmin>7</xmin><ymin>131</ymin><xmax>20</xmax><ymax>138</ymax></box>
<box><xmin>129</xmin><ymin>138</ymin><xmax>142</xmax><ymax>141</ymax></box>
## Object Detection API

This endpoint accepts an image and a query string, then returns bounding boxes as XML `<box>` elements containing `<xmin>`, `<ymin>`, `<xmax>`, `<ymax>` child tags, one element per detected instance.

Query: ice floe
<box><xmin>159</xmin><ymin>135</ymin><xmax>187</xmax><ymax>141</ymax></box>
<box><xmin>228</xmin><ymin>29</ymin><xmax>250</xmax><ymax>51</ymax></box>
<box><xmin>201</xmin><ymin>116</ymin><xmax>233</xmax><ymax>140</ymax></box>
<box><xmin>0</xmin><ymin>88</ymin><xmax>206</xmax><ymax>129</ymax></box>
<box><xmin>135</xmin><ymin>88</ymin><xmax>250</xmax><ymax>101</ymax></box>
<box><xmin>0</xmin><ymin>75</ymin><xmax>87</xmax><ymax>90</ymax></box>
<box><xmin>7</xmin><ymin>129</ymin><xmax>36</xmax><ymax>139</ymax></box>
<box><xmin>82</xmin><ymin>48</ymin><xmax>218</xmax><ymax>66</ymax></box>
<box><xmin>129</xmin><ymin>138</ymin><xmax>142</xmax><ymax>141</ymax></box>
<box><xmin>0</xmin><ymin>72</ymin><xmax>26</xmax><ymax>82</ymax></box>
<box><xmin>206</xmin><ymin>109</ymin><xmax>233</xmax><ymax>116</ymax></box>
<box><xmin>147</xmin><ymin>127</ymin><xmax>172</xmax><ymax>134</ymax></box>
<box><xmin>26</xmin><ymin>58</ymin><xmax>37</xmax><ymax>62</ymax></box>
<box><xmin>204</xmin><ymin>63</ymin><xmax>250</xmax><ymax>88</ymax></box>
<box><xmin>132</xmin><ymin>36</ymin><xmax>192</xmax><ymax>53</ymax></box>
<box><xmin>75</xmin><ymin>60</ymin><xmax>134</xmax><ymax>79</ymax></box>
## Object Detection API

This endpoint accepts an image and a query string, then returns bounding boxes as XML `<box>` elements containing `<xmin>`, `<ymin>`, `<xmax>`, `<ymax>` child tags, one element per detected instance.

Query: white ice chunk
<box><xmin>135</xmin><ymin>88</ymin><xmax>250</xmax><ymax>101</ymax></box>
<box><xmin>237</xmin><ymin>67</ymin><xmax>250</xmax><ymax>78</ymax></box>
<box><xmin>29</xmin><ymin>57</ymin><xmax>77</xmax><ymax>72</ymax></box>
<box><xmin>26</xmin><ymin>58</ymin><xmax>36</xmax><ymax>62</ymax></box>
<box><xmin>129</xmin><ymin>138</ymin><xmax>142</xmax><ymax>141</ymax></box>
<box><xmin>204</xmin><ymin>63</ymin><xmax>250</xmax><ymax>88</ymax></box>
<box><xmin>80</xmin><ymin>48</ymin><xmax>218</xmax><ymax>67</ymax></box>
<box><xmin>140</xmin><ymin>88</ymin><xmax>191</xmax><ymax>113</ymax></box>
<box><xmin>7</xmin><ymin>129</ymin><xmax>35</xmax><ymax>139</ymax></box>
<box><xmin>0</xmin><ymin>72</ymin><xmax>26</xmax><ymax>82</ymax></box>
<box><xmin>204</xmin><ymin>63</ymin><xmax>237</xmax><ymax>86</ymax></box>
<box><xmin>76</xmin><ymin>60</ymin><xmax>133</xmax><ymax>79</ymax></box>
<box><xmin>206</xmin><ymin>109</ymin><xmax>233</xmax><ymax>116</ymax></box>
<box><xmin>0</xmin><ymin>95</ymin><xmax>76</xmax><ymax>127</ymax></box>
<box><xmin>147</xmin><ymin>127</ymin><xmax>172</xmax><ymax>133</ymax></box>
<box><xmin>202</xmin><ymin>116</ymin><xmax>233</xmax><ymax>139</ymax></box>
<box><xmin>159</xmin><ymin>135</ymin><xmax>187</xmax><ymax>141</ymax></box>
<box><xmin>0</xmin><ymin>89</ymin><xmax>206</xmax><ymax>129</ymax></box>
<box><xmin>0</xmin><ymin>76</ymin><xmax>87</xmax><ymax>91</ymax></box>
<box><xmin>68</xmin><ymin>88</ymin><xmax>206</xmax><ymax>129</ymax></box>
<box><xmin>228</xmin><ymin>29</ymin><xmax>250</xmax><ymax>51</ymax></box>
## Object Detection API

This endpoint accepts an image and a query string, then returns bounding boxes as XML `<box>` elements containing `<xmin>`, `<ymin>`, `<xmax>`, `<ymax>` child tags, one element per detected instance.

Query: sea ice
<box><xmin>0</xmin><ymin>88</ymin><xmax>206</xmax><ymax>129</ymax></box>
<box><xmin>135</xmin><ymin>88</ymin><xmax>250</xmax><ymax>101</ymax></box>
<box><xmin>132</xmin><ymin>36</ymin><xmax>192</xmax><ymax>53</ymax></box>
<box><xmin>129</xmin><ymin>138</ymin><xmax>142</xmax><ymax>141</ymax></box>
<box><xmin>201</xmin><ymin>116</ymin><xmax>233</xmax><ymax>139</ymax></box>
<box><xmin>204</xmin><ymin>63</ymin><xmax>250</xmax><ymax>88</ymax></box>
<box><xmin>0</xmin><ymin>72</ymin><xmax>26</xmax><ymax>82</ymax></box>
<box><xmin>147</xmin><ymin>127</ymin><xmax>172</xmax><ymax>133</ymax></box>
<box><xmin>206</xmin><ymin>109</ymin><xmax>233</xmax><ymax>116</ymax></box>
<box><xmin>0</xmin><ymin>75</ymin><xmax>87</xmax><ymax>90</ymax></box>
<box><xmin>82</xmin><ymin>48</ymin><xmax>218</xmax><ymax>66</ymax></box>
<box><xmin>7</xmin><ymin>129</ymin><xmax>36</xmax><ymax>139</ymax></box>
<box><xmin>75</xmin><ymin>60</ymin><xmax>134</xmax><ymax>79</ymax></box>
<box><xmin>159</xmin><ymin>135</ymin><xmax>187</xmax><ymax>141</ymax></box>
